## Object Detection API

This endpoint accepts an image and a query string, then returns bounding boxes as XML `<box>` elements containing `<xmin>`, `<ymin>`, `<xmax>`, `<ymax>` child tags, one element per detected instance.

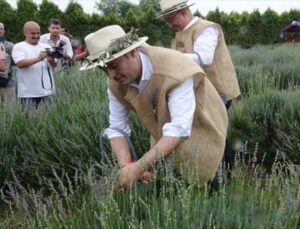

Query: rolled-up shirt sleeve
<box><xmin>105</xmin><ymin>88</ymin><xmax>131</xmax><ymax>139</ymax></box>
<box><xmin>162</xmin><ymin>76</ymin><xmax>195</xmax><ymax>137</ymax></box>
<box><xmin>184</xmin><ymin>25</ymin><xmax>219</xmax><ymax>67</ymax></box>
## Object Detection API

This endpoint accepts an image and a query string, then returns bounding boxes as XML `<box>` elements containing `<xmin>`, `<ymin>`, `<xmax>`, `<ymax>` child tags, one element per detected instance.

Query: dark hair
<box><xmin>48</xmin><ymin>19</ymin><xmax>61</xmax><ymax>26</ymax></box>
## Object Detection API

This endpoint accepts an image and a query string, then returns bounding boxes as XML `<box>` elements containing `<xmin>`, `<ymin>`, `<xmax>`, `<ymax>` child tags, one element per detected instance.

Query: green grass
<box><xmin>229</xmin><ymin>88</ymin><xmax>300</xmax><ymax>165</ymax></box>
<box><xmin>1</xmin><ymin>156</ymin><xmax>299</xmax><ymax>228</ymax></box>
<box><xmin>230</xmin><ymin>43</ymin><xmax>300</xmax><ymax>97</ymax></box>
<box><xmin>0</xmin><ymin>44</ymin><xmax>300</xmax><ymax>228</ymax></box>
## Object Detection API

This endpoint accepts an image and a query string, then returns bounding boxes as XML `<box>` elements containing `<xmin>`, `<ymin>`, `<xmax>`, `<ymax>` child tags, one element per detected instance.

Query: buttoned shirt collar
<box><xmin>43</xmin><ymin>33</ymin><xmax>62</xmax><ymax>46</ymax></box>
<box><xmin>129</xmin><ymin>50</ymin><xmax>153</xmax><ymax>90</ymax></box>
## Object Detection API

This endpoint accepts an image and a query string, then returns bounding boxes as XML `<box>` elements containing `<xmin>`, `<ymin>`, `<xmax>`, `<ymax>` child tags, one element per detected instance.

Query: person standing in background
<box><xmin>12</xmin><ymin>21</ymin><xmax>57</xmax><ymax>109</ymax></box>
<box><xmin>157</xmin><ymin>0</ymin><xmax>240</xmax><ymax>108</ymax></box>
<box><xmin>40</xmin><ymin>19</ymin><xmax>73</xmax><ymax>73</ymax></box>
<box><xmin>157</xmin><ymin>0</ymin><xmax>241</xmax><ymax>182</ymax></box>
<box><xmin>0</xmin><ymin>22</ymin><xmax>15</xmax><ymax>102</ymax></box>
<box><xmin>0</xmin><ymin>49</ymin><xmax>5</xmax><ymax>71</ymax></box>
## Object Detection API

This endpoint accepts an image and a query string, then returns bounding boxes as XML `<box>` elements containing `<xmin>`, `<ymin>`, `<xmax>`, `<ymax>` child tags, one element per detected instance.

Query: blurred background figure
<box><xmin>73</xmin><ymin>31</ymin><xmax>90</xmax><ymax>63</ymax></box>
<box><xmin>0</xmin><ymin>22</ymin><xmax>16</xmax><ymax>103</ymax></box>
<box><xmin>0</xmin><ymin>49</ymin><xmax>5</xmax><ymax>71</ymax></box>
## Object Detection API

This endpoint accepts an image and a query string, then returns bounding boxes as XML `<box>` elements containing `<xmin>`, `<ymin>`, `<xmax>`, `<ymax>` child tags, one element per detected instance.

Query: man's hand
<box><xmin>38</xmin><ymin>51</ymin><xmax>48</xmax><ymax>61</ymax></box>
<box><xmin>63</xmin><ymin>53</ymin><xmax>72</xmax><ymax>60</ymax></box>
<box><xmin>46</xmin><ymin>56</ymin><xmax>57</xmax><ymax>68</ymax></box>
<box><xmin>117</xmin><ymin>162</ymin><xmax>155</xmax><ymax>190</ymax></box>
<box><xmin>16</xmin><ymin>51</ymin><xmax>48</xmax><ymax>68</ymax></box>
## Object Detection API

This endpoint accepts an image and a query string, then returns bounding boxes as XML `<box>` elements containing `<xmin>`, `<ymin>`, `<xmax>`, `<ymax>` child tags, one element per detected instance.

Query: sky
<box><xmin>6</xmin><ymin>0</ymin><xmax>300</xmax><ymax>15</ymax></box>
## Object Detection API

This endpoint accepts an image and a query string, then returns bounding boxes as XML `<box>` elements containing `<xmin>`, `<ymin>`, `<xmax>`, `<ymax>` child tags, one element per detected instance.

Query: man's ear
<box><xmin>125</xmin><ymin>49</ymin><xmax>137</xmax><ymax>59</ymax></box>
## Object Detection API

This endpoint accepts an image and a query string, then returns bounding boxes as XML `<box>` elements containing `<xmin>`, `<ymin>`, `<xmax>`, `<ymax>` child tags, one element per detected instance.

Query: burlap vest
<box><xmin>171</xmin><ymin>19</ymin><xmax>240</xmax><ymax>101</ymax></box>
<box><xmin>108</xmin><ymin>46</ymin><xmax>228</xmax><ymax>186</ymax></box>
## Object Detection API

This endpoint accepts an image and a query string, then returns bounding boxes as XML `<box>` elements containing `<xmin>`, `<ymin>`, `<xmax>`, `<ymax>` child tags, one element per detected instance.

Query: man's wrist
<box><xmin>36</xmin><ymin>56</ymin><xmax>42</xmax><ymax>63</ymax></box>
<box><xmin>136</xmin><ymin>156</ymin><xmax>151</xmax><ymax>173</ymax></box>
<box><xmin>119</xmin><ymin>157</ymin><xmax>134</xmax><ymax>168</ymax></box>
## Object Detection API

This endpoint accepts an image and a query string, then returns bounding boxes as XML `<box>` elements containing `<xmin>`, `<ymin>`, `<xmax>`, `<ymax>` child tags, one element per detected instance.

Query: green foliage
<box><xmin>0</xmin><ymin>38</ymin><xmax>299</xmax><ymax>227</ymax></box>
<box><xmin>231</xmin><ymin>43</ymin><xmax>300</xmax><ymax>97</ymax></box>
<box><xmin>229</xmin><ymin>89</ymin><xmax>300</xmax><ymax>165</ymax></box>
<box><xmin>124</xmin><ymin>8</ymin><xmax>140</xmax><ymax>29</ymax></box>
<box><xmin>1</xmin><ymin>0</ymin><xmax>300</xmax><ymax>47</ymax></box>
<box><xmin>0</xmin><ymin>0</ymin><xmax>17</xmax><ymax>41</ymax></box>
<box><xmin>62</xmin><ymin>2</ymin><xmax>88</xmax><ymax>38</ymax></box>
<box><xmin>229</xmin><ymin>43</ymin><xmax>300</xmax><ymax>165</ymax></box>
<box><xmin>14</xmin><ymin>0</ymin><xmax>39</xmax><ymax>41</ymax></box>
<box><xmin>118</xmin><ymin>0</ymin><xmax>140</xmax><ymax>17</ymax></box>
<box><xmin>139</xmin><ymin>6</ymin><xmax>174</xmax><ymax>47</ymax></box>
<box><xmin>0</xmin><ymin>69</ymin><xmax>109</xmax><ymax>188</ymax></box>
<box><xmin>96</xmin><ymin>0</ymin><xmax>120</xmax><ymax>15</ymax></box>
<box><xmin>1</xmin><ymin>156</ymin><xmax>299</xmax><ymax>228</ymax></box>
<box><xmin>139</xmin><ymin>0</ymin><xmax>160</xmax><ymax>12</ymax></box>
<box><xmin>261</xmin><ymin>9</ymin><xmax>280</xmax><ymax>44</ymax></box>
<box><xmin>38</xmin><ymin>0</ymin><xmax>63</xmax><ymax>33</ymax></box>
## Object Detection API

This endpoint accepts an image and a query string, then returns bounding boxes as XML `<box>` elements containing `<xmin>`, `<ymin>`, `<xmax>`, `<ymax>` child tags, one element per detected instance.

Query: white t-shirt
<box><xmin>12</xmin><ymin>41</ymin><xmax>55</xmax><ymax>98</ymax></box>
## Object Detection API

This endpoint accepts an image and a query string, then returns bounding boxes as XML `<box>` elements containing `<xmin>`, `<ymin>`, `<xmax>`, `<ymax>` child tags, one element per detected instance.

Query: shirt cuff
<box><xmin>104</xmin><ymin>126</ymin><xmax>131</xmax><ymax>139</ymax></box>
<box><xmin>183</xmin><ymin>53</ymin><xmax>203</xmax><ymax>67</ymax></box>
<box><xmin>162</xmin><ymin>123</ymin><xmax>192</xmax><ymax>137</ymax></box>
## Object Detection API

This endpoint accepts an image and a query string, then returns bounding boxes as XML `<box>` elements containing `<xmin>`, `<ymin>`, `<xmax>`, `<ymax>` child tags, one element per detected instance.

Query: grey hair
<box><xmin>0</xmin><ymin>22</ymin><xmax>4</xmax><ymax>29</ymax></box>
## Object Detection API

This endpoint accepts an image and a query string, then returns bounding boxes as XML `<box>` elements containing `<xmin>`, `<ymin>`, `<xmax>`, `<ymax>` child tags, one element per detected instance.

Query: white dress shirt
<box><xmin>40</xmin><ymin>33</ymin><xmax>73</xmax><ymax>72</ymax></box>
<box><xmin>105</xmin><ymin>50</ymin><xmax>196</xmax><ymax>139</ymax></box>
<box><xmin>183</xmin><ymin>17</ymin><xmax>219</xmax><ymax>67</ymax></box>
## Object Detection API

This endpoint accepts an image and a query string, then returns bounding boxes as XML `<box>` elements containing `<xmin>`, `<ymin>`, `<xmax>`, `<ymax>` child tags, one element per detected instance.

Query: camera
<box><xmin>45</xmin><ymin>40</ymin><xmax>66</xmax><ymax>59</ymax></box>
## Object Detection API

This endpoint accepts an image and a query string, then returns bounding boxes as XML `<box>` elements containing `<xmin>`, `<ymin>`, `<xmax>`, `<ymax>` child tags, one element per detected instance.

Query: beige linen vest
<box><xmin>108</xmin><ymin>46</ymin><xmax>228</xmax><ymax>186</ymax></box>
<box><xmin>171</xmin><ymin>19</ymin><xmax>240</xmax><ymax>101</ymax></box>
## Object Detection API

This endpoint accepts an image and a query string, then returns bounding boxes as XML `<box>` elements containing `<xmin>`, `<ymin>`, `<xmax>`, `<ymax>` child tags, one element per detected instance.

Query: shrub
<box><xmin>229</xmin><ymin>89</ymin><xmax>300</xmax><ymax>165</ymax></box>
<box><xmin>230</xmin><ymin>43</ymin><xmax>300</xmax><ymax>97</ymax></box>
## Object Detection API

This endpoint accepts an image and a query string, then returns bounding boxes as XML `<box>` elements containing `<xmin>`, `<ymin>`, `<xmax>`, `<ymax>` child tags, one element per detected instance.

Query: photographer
<box><xmin>40</xmin><ymin>19</ymin><xmax>73</xmax><ymax>73</ymax></box>
<box><xmin>12</xmin><ymin>21</ymin><xmax>57</xmax><ymax>109</ymax></box>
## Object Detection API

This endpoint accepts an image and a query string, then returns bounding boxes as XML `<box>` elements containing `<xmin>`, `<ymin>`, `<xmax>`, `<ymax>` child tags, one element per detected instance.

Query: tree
<box><xmin>261</xmin><ymin>8</ymin><xmax>280</xmax><ymax>44</ymax></box>
<box><xmin>38</xmin><ymin>0</ymin><xmax>63</xmax><ymax>33</ymax></box>
<box><xmin>96</xmin><ymin>0</ymin><xmax>120</xmax><ymax>15</ymax></box>
<box><xmin>207</xmin><ymin>7</ymin><xmax>223</xmax><ymax>24</ymax></box>
<box><xmin>0</xmin><ymin>0</ymin><xmax>17</xmax><ymax>42</ymax></box>
<box><xmin>15</xmin><ymin>0</ymin><xmax>39</xmax><ymax>41</ymax></box>
<box><xmin>139</xmin><ymin>0</ymin><xmax>159</xmax><ymax>11</ymax></box>
<box><xmin>118</xmin><ymin>1</ymin><xmax>139</xmax><ymax>17</ymax></box>
<box><xmin>139</xmin><ymin>5</ymin><xmax>173</xmax><ymax>46</ymax></box>
<box><xmin>124</xmin><ymin>8</ymin><xmax>139</xmax><ymax>30</ymax></box>
<box><xmin>225</xmin><ymin>12</ymin><xmax>242</xmax><ymax>45</ymax></box>
<box><xmin>247</xmin><ymin>10</ymin><xmax>263</xmax><ymax>46</ymax></box>
<box><xmin>63</xmin><ymin>1</ymin><xmax>89</xmax><ymax>38</ymax></box>
<box><xmin>194</xmin><ymin>10</ymin><xmax>205</xmax><ymax>19</ymax></box>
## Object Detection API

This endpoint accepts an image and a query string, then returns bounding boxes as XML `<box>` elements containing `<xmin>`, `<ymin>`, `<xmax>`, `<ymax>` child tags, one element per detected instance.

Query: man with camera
<box><xmin>40</xmin><ymin>19</ymin><xmax>73</xmax><ymax>73</ymax></box>
<box><xmin>12</xmin><ymin>21</ymin><xmax>57</xmax><ymax>109</ymax></box>
<box><xmin>0</xmin><ymin>22</ymin><xmax>15</xmax><ymax>102</ymax></box>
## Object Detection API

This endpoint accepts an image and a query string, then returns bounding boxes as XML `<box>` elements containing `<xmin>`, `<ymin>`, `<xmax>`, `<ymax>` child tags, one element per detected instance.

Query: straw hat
<box><xmin>80</xmin><ymin>25</ymin><xmax>148</xmax><ymax>71</ymax></box>
<box><xmin>157</xmin><ymin>0</ymin><xmax>195</xmax><ymax>17</ymax></box>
